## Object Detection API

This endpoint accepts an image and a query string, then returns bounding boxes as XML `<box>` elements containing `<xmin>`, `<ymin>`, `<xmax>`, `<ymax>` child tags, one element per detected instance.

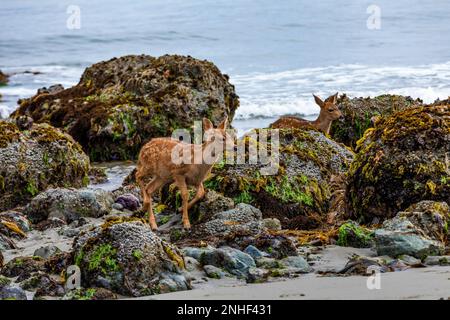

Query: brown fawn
<box><xmin>136</xmin><ymin>117</ymin><xmax>231</xmax><ymax>230</ymax></box>
<box><xmin>270</xmin><ymin>93</ymin><xmax>343</xmax><ymax>135</ymax></box>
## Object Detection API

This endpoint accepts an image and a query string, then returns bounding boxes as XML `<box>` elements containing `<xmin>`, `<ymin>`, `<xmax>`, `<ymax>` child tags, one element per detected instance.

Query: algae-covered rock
<box><xmin>330</xmin><ymin>94</ymin><xmax>422</xmax><ymax>148</ymax></box>
<box><xmin>0</xmin><ymin>121</ymin><xmax>90</xmax><ymax>211</ymax></box>
<box><xmin>205</xmin><ymin>128</ymin><xmax>354</xmax><ymax>229</ymax></box>
<box><xmin>12</xmin><ymin>54</ymin><xmax>239</xmax><ymax>161</ymax></box>
<box><xmin>24</xmin><ymin>188</ymin><xmax>113</xmax><ymax>224</ymax></box>
<box><xmin>337</xmin><ymin>221</ymin><xmax>374</xmax><ymax>248</ymax></box>
<box><xmin>72</xmin><ymin>220</ymin><xmax>190</xmax><ymax>296</ymax></box>
<box><xmin>346</xmin><ymin>105</ymin><xmax>450</xmax><ymax>222</ymax></box>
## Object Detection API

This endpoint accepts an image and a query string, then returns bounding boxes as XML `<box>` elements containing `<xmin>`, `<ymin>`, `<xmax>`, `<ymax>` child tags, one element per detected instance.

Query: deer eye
<box><xmin>328</xmin><ymin>109</ymin><xmax>335</xmax><ymax>112</ymax></box>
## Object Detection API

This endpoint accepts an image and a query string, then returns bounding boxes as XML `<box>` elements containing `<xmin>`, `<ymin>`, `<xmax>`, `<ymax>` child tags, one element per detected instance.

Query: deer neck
<box><xmin>312</xmin><ymin>112</ymin><xmax>333</xmax><ymax>135</ymax></box>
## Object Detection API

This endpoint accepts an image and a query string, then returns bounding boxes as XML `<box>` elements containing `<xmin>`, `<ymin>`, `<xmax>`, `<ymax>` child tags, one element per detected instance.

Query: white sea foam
<box><xmin>231</xmin><ymin>61</ymin><xmax>450</xmax><ymax>120</ymax></box>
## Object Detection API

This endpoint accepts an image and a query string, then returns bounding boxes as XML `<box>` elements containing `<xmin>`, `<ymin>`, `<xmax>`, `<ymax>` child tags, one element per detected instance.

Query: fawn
<box><xmin>270</xmin><ymin>93</ymin><xmax>343</xmax><ymax>135</ymax></box>
<box><xmin>136</xmin><ymin>117</ymin><xmax>231</xmax><ymax>230</ymax></box>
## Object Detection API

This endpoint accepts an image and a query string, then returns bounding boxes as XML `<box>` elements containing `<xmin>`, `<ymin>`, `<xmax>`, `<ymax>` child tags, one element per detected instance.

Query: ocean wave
<box><xmin>231</xmin><ymin>61</ymin><xmax>450</xmax><ymax>119</ymax></box>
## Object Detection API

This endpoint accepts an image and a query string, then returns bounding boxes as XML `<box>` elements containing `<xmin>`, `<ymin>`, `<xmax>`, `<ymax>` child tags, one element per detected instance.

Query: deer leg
<box><xmin>174</xmin><ymin>176</ymin><xmax>191</xmax><ymax>229</ymax></box>
<box><xmin>178</xmin><ymin>183</ymin><xmax>205</xmax><ymax>212</ymax></box>
<box><xmin>144</xmin><ymin>177</ymin><xmax>164</xmax><ymax>231</ymax></box>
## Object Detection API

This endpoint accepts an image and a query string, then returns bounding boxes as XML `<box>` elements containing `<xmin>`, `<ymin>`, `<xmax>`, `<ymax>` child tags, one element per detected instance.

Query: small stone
<box><xmin>33</xmin><ymin>245</ymin><xmax>62</xmax><ymax>259</ymax></box>
<box><xmin>112</xmin><ymin>203</ymin><xmax>124</xmax><ymax>211</ymax></box>
<box><xmin>184</xmin><ymin>256</ymin><xmax>201</xmax><ymax>272</ymax></box>
<box><xmin>262</xmin><ymin>218</ymin><xmax>281</xmax><ymax>231</ymax></box>
<box><xmin>255</xmin><ymin>257</ymin><xmax>281</xmax><ymax>269</ymax></box>
<box><xmin>247</xmin><ymin>267</ymin><xmax>270</xmax><ymax>283</ymax></box>
<box><xmin>115</xmin><ymin>193</ymin><xmax>140</xmax><ymax>211</ymax></box>
<box><xmin>203</xmin><ymin>265</ymin><xmax>227</xmax><ymax>279</ymax></box>
<box><xmin>0</xmin><ymin>285</ymin><xmax>27</xmax><ymax>300</ymax></box>
<box><xmin>279</xmin><ymin>256</ymin><xmax>313</xmax><ymax>273</ymax></box>
<box><xmin>244</xmin><ymin>245</ymin><xmax>268</xmax><ymax>260</ymax></box>
<box><xmin>424</xmin><ymin>256</ymin><xmax>450</xmax><ymax>266</ymax></box>
<box><xmin>398</xmin><ymin>255</ymin><xmax>422</xmax><ymax>266</ymax></box>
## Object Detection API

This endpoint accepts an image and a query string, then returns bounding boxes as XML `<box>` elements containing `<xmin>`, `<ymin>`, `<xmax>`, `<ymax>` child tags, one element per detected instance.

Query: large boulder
<box><xmin>330</xmin><ymin>94</ymin><xmax>423</xmax><ymax>148</ymax></box>
<box><xmin>0</xmin><ymin>121</ymin><xmax>90</xmax><ymax>211</ymax></box>
<box><xmin>24</xmin><ymin>188</ymin><xmax>113</xmax><ymax>224</ymax></box>
<box><xmin>12</xmin><ymin>55</ymin><xmax>239</xmax><ymax>161</ymax></box>
<box><xmin>374</xmin><ymin>201</ymin><xmax>448</xmax><ymax>258</ymax></box>
<box><xmin>205</xmin><ymin>128</ymin><xmax>354</xmax><ymax>229</ymax></box>
<box><xmin>346</xmin><ymin>105</ymin><xmax>450</xmax><ymax>222</ymax></box>
<box><xmin>72</xmin><ymin>220</ymin><xmax>190</xmax><ymax>296</ymax></box>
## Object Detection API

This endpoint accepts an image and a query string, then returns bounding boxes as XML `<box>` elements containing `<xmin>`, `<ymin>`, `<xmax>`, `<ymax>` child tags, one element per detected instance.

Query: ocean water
<box><xmin>1</xmin><ymin>0</ymin><xmax>450</xmax><ymax>133</ymax></box>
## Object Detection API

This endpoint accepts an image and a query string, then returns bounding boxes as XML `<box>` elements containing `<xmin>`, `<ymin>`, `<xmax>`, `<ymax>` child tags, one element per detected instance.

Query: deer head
<box><xmin>313</xmin><ymin>93</ymin><xmax>343</xmax><ymax>121</ymax></box>
<box><xmin>201</xmin><ymin>116</ymin><xmax>233</xmax><ymax>160</ymax></box>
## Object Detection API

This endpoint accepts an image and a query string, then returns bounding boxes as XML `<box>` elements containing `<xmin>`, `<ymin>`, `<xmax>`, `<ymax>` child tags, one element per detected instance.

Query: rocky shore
<box><xmin>0</xmin><ymin>55</ymin><xmax>449</xmax><ymax>300</ymax></box>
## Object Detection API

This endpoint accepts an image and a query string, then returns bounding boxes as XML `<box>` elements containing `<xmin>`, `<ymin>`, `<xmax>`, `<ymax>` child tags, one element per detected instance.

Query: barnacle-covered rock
<box><xmin>346</xmin><ymin>105</ymin><xmax>450</xmax><ymax>222</ymax></box>
<box><xmin>72</xmin><ymin>220</ymin><xmax>190</xmax><ymax>296</ymax></box>
<box><xmin>24</xmin><ymin>188</ymin><xmax>113</xmax><ymax>224</ymax></box>
<box><xmin>330</xmin><ymin>94</ymin><xmax>422</xmax><ymax>148</ymax></box>
<box><xmin>0</xmin><ymin>121</ymin><xmax>90</xmax><ymax>211</ymax></box>
<box><xmin>205</xmin><ymin>128</ymin><xmax>354</xmax><ymax>229</ymax></box>
<box><xmin>12</xmin><ymin>55</ymin><xmax>239</xmax><ymax>161</ymax></box>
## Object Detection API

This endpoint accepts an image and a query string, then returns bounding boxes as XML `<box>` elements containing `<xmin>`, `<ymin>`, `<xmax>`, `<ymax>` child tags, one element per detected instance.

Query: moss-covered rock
<box><xmin>72</xmin><ymin>220</ymin><xmax>190</xmax><ymax>296</ymax></box>
<box><xmin>205</xmin><ymin>128</ymin><xmax>354</xmax><ymax>229</ymax></box>
<box><xmin>12</xmin><ymin>55</ymin><xmax>239</xmax><ymax>161</ymax></box>
<box><xmin>346</xmin><ymin>105</ymin><xmax>450</xmax><ymax>223</ymax></box>
<box><xmin>0</xmin><ymin>121</ymin><xmax>90</xmax><ymax>211</ymax></box>
<box><xmin>337</xmin><ymin>221</ymin><xmax>374</xmax><ymax>248</ymax></box>
<box><xmin>330</xmin><ymin>94</ymin><xmax>423</xmax><ymax>149</ymax></box>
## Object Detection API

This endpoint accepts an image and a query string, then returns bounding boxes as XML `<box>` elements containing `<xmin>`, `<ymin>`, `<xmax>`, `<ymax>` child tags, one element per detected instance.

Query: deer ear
<box><xmin>313</xmin><ymin>94</ymin><xmax>324</xmax><ymax>108</ymax></box>
<box><xmin>203</xmin><ymin>118</ymin><xmax>213</xmax><ymax>131</ymax></box>
<box><xmin>328</xmin><ymin>92</ymin><xmax>338</xmax><ymax>104</ymax></box>
<box><xmin>218</xmin><ymin>116</ymin><xmax>228</xmax><ymax>129</ymax></box>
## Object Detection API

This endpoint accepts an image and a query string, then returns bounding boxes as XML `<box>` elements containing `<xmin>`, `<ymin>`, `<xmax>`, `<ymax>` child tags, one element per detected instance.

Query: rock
<box><xmin>374</xmin><ymin>201</ymin><xmax>448</xmax><ymax>258</ymax></box>
<box><xmin>0</xmin><ymin>234</ymin><xmax>16</xmax><ymax>250</ymax></box>
<box><xmin>255</xmin><ymin>257</ymin><xmax>281</xmax><ymax>269</ymax></box>
<box><xmin>338</xmin><ymin>256</ymin><xmax>389</xmax><ymax>275</ymax></box>
<box><xmin>337</xmin><ymin>221</ymin><xmax>374</xmax><ymax>248</ymax></box>
<box><xmin>15</xmin><ymin>115</ymin><xmax>34</xmax><ymax>131</ymax></box>
<box><xmin>182</xmin><ymin>246</ymin><xmax>213</xmax><ymax>261</ymax></box>
<box><xmin>0</xmin><ymin>210</ymin><xmax>30</xmax><ymax>239</ymax></box>
<box><xmin>203</xmin><ymin>265</ymin><xmax>227</xmax><ymax>279</ymax></box>
<box><xmin>398</xmin><ymin>255</ymin><xmax>423</xmax><ymax>267</ymax></box>
<box><xmin>247</xmin><ymin>267</ymin><xmax>270</xmax><ymax>283</ymax></box>
<box><xmin>374</xmin><ymin>229</ymin><xmax>443</xmax><ymax>259</ymax></box>
<box><xmin>112</xmin><ymin>203</ymin><xmax>124</xmax><ymax>211</ymax></box>
<box><xmin>394</xmin><ymin>201</ymin><xmax>449</xmax><ymax>242</ymax></box>
<box><xmin>0</xmin><ymin>286</ymin><xmax>27</xmax><ymax>300</ymax></box>
<box><xmin>184</xmin><ymin>256</ymin><xmax>201</xmax><ymax>272</ymax></box>
<box><xmin>423</xmin><ymin>256</ymin><xmax>450</xmax><ymax>266</ymax></box>
<box><xmin>1</xmin><ymin>256</ymin><xmax>46</xmax><ymax>282</ymax></box>
<box><xmin>206</xmin><ymin>128</ymin><xmax>354</xmax><ymax>229</ymax></box>
<box><xmin>62</xmin><ymin>287</ymin><xmax>117</xmax><ymax>300</ymax></box>
<box><xmin>191</xmin><ymin>203</ymin><xmax>265</xmax><ymax>239</ymax></box>
<box><xmin>20</xmin><ymin>271</ymin><xmax>65</xmax><ymax>298</ymax></box>
<box><xmin>190</xmin><ymin>190</ymin><xmax>235</xmax><ymax>224</ymax></box>
<box><xmin>0</xmin><ymin>121</ymin><xmax>90</xmax><ymax>211</ymax></box>
<box><xmin>262</xmin><ymin>218</ymin><xmax>282</xmax><ymax>231</ymax></box>
<box><xmin>35</xmin><ymin>217</ymin><xmax>67</xmax><ymax>231</ymax></box>
<box><xmin>72</xmin><ymin>220</ymin><xmax>190</xmax><ymax>296</ymax></box>
<box><xmin>197</xmin><ymin>246</ymin><xmax>256</xmax><ymax>279</ymax></box>
<box><xmin>12</xmin><ymin>54</ymin><xmax>239</xmax><ymax>161</ymax></box>
<box><xmin>0</xmin><ymin>70</ymin><xmax>8</xmax><ymax>85</ymax></box>
<box><xmin>279</xmin><ymin>256</ymin><xmax>313</xmax><ymax>273</ymax></box>
<box><xmin>37</xmin><ymin>84</ymin><xmax>64</xmax><ymax>95</ymax></box>
<box><xmin>115</xmin><ymin>193</ymin><xmax>140</xmax><ymax>211</ymax></box>
<box><xmin>24</xmin><ymin>188</ymin><xmax>113</xmax><ymax>224</ymax></box>
<box><xmin>244</xmin><ymin>245</ymin><xmax>269</xmax><ymax>260</ymax></box>
<box><xmin>33</xmin><ymin>245</ymin><xmax>62</xmax><ymax>259</ymax></box>
<box><xmin>0</xmin><ymin>251</ymin><xmax>3</xmax><ymax>267</ymax></box>
<box><xmin>240</xmin><ymin>233</ymin><xmax>298</xmax><ymax>259</ymax></box>
<box><xmin>88</xmin><ymin>166</ymin><xmax>108</xmax><ymax>185</ymax></box>
<box><xmin>330</xmin><ymin>94</ymin><xmax>422</xmax><ymax>148</ymax></box>
<box><xmin>346</xmin><ymin>105</ymin><xmax>450</xmax><ymax>222</ymax></box>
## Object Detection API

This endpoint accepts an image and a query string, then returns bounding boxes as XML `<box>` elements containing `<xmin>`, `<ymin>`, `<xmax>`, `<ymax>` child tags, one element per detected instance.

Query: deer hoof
<box><xmin>182</xmin><ymin>222</ymin><xmax>191</xmax><ymax>230</ymax></box>
<box><xmin>150</xmin><ymin>224</ymin><xmax>159</xmax><ymax>231</ymax></box>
